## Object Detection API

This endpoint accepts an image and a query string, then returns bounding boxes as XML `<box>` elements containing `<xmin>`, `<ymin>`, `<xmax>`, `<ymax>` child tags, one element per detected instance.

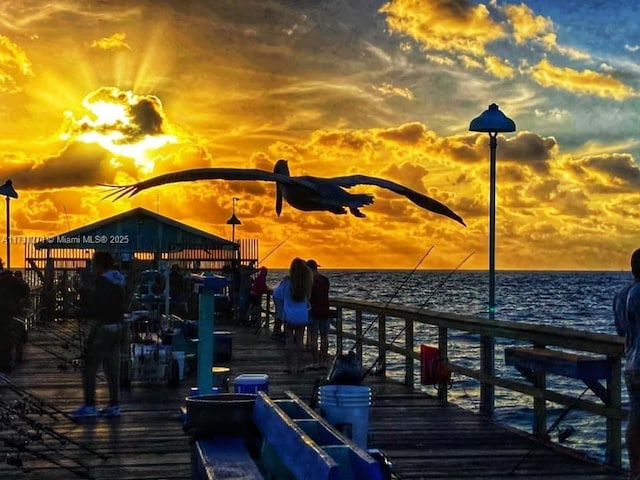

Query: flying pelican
<box><xmin>101</xmin><ymin>159</ymin><xmax>465</xmax><ymax>225</ymax></box>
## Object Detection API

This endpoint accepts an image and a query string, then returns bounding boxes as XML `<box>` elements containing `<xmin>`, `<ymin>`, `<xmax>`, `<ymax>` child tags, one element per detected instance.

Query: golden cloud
<box><xmin>529</xmin><ymin>58</ymin><xmax>636</xmax><ymax>100</ymax></box>
<box><xmin>90</xmin><ymin>32</ymin><xmax>131</xmax><ymax>50</ymax></box>
<box><xmin>503</xmin><ymin>3</ymin><xmax>553</xmax><ymax>45</ymax></box>
<box><xmin>484</xmin><ymin>55</ymin><xmax>515</xmax><ymax>79</ymax></box>
<box><xmin>379</xmin><ymin>0</ymin><xmax>505</xmax><ymax>57</ymax></box>
<box><xmin>371</xmin><ymin>83</ymin><xmax>415</xmax><ymax>100</ymax></box>
<box><xmin>0</xmin><ymin>35</ymin><xmax>33</xmax><ymax>93</ymax></box>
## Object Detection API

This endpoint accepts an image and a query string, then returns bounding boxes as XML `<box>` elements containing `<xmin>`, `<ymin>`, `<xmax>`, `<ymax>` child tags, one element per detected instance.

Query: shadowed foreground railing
<box><xmin>324</xmin><ymin>297</ymin><xmax>626</xmax><ymax>469</ymax></box>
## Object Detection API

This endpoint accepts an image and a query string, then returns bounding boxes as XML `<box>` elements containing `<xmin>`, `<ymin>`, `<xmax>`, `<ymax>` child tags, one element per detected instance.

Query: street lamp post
<box><xmin>469</xmin><ymin>104</ymin><xmax>516</xmax><ymax>415</ymax></box>
<box><xmin>0</xmin><ymin>180</ymin><xmax>18</xmax><ymax>270</ymax></box>
<box><xmin>226</xmin><ymin>197</ymin><xmax>241</xmax><ymax>245</ymax></box>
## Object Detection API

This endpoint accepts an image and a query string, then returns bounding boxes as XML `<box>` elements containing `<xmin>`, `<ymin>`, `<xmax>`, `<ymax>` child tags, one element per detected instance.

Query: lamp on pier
<box><xmin>226</xmin><ymin>197</ymin><xmax>241</xmax><ymax>244</ymax></box>
<box><xmin>469</xmin><ymin>104</ymin><xmax>515</xmax><ymax>415</ymax></box>
<box><xmin>0</xmin><ymin>180</ymin><xmax>18</xmax><ymax>270</ymax></box>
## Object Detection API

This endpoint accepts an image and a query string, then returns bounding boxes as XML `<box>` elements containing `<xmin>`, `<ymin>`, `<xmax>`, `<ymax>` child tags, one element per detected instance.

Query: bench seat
<box><xmin>193</xmin><ymin>437</ymin><xmax>262</xmax><ymax>480</ymax></box>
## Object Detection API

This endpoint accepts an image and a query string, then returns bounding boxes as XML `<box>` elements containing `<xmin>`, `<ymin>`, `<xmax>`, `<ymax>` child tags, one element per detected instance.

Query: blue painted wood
<box><xmin>281</xmin><ymin>392</ymin><xmax>386</xmax><ymax>480</ymax></box>
<box><xmin>253</xmin><ymin>393</ymin><xmax>339</xmax><ymax>480</ymax></box>
<box><xmin>194</xmin><ymin>437</ymin><xmax>263</xmax><ymax>480</ymax></box>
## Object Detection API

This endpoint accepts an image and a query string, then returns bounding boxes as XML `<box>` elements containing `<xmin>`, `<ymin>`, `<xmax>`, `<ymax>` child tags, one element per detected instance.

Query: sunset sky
<box><xmin>1</xmin><ymin>0</ymin><xmax>639</xmax><ymax>270</ymax></box>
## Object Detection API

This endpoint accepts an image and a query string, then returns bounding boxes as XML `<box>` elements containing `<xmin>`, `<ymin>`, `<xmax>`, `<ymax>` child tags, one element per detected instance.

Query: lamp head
<box><xmin>0</xmin><ymin>180</ymin><xmax>17</xmax><ymax>199</ymax></box>
<box><xmin>226</xmin><ymin>213</ymin><xmax>241</xmax><ymax>225</ymax></box>
<box><xmin>469</xmin><ymin>103</ymin><xmax>516</xmax><ymax>133</ymax></box>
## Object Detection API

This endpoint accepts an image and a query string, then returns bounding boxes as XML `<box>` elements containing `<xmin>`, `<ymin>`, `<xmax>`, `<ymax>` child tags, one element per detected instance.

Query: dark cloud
<box><xmin>499</xmin><ymin>132</ymin><xmax>558</xmax><ymax>174</ymax></box>
<box><xmin>377</xmin><ymin>123</ymin><xmax>426</xmax><ymax>144</ymax></box>
<box><xmin>583</xmin><ymin>154</ymin><xmax>640</xmax><ymax>187</ymax></box>
<box><xmin>71</xmin><ymin>87</ymin><xmax>167</xmax><ymax>145</ymax></box>
<box><xmin>3</xmin><ymin>142</ymin><xmax>136</xmax><ymax>189</ymax></box>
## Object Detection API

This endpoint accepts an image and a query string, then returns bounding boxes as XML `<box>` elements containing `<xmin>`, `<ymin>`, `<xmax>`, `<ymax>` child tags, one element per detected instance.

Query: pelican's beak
<box><xmin>275</xmin><ymin>183</ymin><xmax>283</xmax><ymax>217</ymax></box>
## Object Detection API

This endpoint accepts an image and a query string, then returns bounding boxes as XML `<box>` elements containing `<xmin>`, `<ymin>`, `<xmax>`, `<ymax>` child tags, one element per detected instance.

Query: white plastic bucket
<box><xmin>317</xmin><ymin>385</ymin><xmax>372</xmax><ymax>449</ymax></box>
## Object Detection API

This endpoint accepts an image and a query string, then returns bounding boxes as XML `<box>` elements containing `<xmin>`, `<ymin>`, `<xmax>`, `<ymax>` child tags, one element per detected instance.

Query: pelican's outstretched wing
<box><xmin>100</xmin><ymin>168</ymin><xmax>318</xmax><ymax>201</ymax></box>
<box><xmin>328</xmin><ymin>174</ymin><xmax>465</xmax><ymax>226</ymax></box>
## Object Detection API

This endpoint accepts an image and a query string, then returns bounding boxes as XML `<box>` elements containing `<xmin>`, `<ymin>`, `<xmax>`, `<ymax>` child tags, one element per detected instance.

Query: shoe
<box><xmin>99</xmin><ymin>405</ymin><xmax>121</xmax><ymax>418</ymax></box>
<box><xmin>71</xmin><ymin>405</ymin><xmax>97</xmax><ymax>418</ymax></box>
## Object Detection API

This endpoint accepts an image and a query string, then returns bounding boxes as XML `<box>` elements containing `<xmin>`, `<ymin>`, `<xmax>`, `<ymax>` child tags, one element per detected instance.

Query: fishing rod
<box><xmin>3</xmin><ymin>437</ymin><xmax>94</xmax><ymax>479</ymax></box>
<box><xmin>2</xmin><ymin>422</ymin><xmax>93</xmax><ymax>473</ymax></box>
<box><xmin>361</xmin><ymin>251</ymin><xmax>474</xmax><ymax>380</ymax></box>
<box><xmin>349</xmin><ymin>245</ymin><xmax>435</xmax><ymax>353</ymax></box>
<box><xmin>0</xmin><ymin>373</ymin><xmax>73</xmax><ymax>421</ymax></box>
<box><xmin>259</xmin><ymin>233</ymin><xmax>295</xmax><ymax>264</ymax></box>
<box><xmin>508</xmin><ymin>385</ymin><xmax>590</xmax><ymax>475</ymax></box>
<box><xmin>2</xmin><ymin>400</ymin><xmax>108</xmax><ymax>460</ymax></box>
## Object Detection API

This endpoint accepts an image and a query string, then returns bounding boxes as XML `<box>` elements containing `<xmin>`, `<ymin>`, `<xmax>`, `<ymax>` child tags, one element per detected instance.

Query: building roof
<box><xmin>34</xmin><ymin>207</ymin><xmax>236</xmax><ymax>252</ymax></box>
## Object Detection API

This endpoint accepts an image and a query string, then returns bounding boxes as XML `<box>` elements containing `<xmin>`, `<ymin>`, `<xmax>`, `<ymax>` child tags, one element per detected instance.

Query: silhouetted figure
<box><xmin>306</xmin><ymin>260</ymin><xmax>330</xmax><ymax>367</ymax></box>
<box><xmin>248</xmin><ymin>266</ymin><xmax>268</xmax><ymax>326</ymax></box>
<box><xmin>0</xmin><ymin>261</ymin><xmax>19</xmax><ymax>372</ymax></box>
<box><xmin>614</xmin><ymin>248</ymin><xmax>640</xmax><ymax>477</ymax></box>
<box><xmin>71</xmin><ymin>251</ymin><xmax>126</xmax><ymax>419</ymax></box>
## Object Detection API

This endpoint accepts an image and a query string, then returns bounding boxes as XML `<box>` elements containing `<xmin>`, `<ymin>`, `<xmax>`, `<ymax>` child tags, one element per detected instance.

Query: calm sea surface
<box><xmin>266</xmin><ymin>269</ymin><xmax>631</xmax><ymax>465</ymax></box>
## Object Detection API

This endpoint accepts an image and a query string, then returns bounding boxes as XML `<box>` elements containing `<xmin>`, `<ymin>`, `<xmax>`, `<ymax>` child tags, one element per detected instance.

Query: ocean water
<box><xmin>266</xmin><ymin>269</ymin><xmax>631</xmax><ymax>465</ymax></box>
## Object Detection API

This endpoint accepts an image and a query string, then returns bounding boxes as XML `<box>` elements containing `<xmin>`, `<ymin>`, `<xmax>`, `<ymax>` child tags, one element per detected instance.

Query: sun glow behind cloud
<box><xmin>61</xmin><ymin>87</ymin><xmax>177</xmax><ymax>172</ymax></box>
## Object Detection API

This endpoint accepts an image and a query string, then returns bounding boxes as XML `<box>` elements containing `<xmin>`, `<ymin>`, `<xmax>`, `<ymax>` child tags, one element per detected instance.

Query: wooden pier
<box><xmin>0</xmin><ymin>314</ymin><xmax>629</xmax><ymax>480</ymax></box>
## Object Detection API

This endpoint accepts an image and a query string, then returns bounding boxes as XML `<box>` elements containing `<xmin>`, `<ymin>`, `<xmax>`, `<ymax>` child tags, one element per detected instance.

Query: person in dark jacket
<box><xmin>306</xmin><ymin>260</ymin><xmax>330</xmax><ymax>367</ymax></box>
<box><xmin>71</xmin><ymin>251</ymin><xmax>126</xmax><ymax>419</ymax></box>
<box><xmin>0</xmin><ymin>261</ymin><xmax>20</xmax><ymax>373</ymax></box>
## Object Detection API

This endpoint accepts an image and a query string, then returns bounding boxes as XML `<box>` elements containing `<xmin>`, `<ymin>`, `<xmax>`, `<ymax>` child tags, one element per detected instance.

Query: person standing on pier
<box><xmin>274</xmin><ymin>258</ymin><xmax>313</xmax><ymax>375</ymax></box>
<box><xmin>72</xmin><ymin>251</ymin><xmax>126</xmax><ymax>419</ymax></box>
<box><xmin>614</xmin><ymin>248</ymin><xmax>640</xmax><ymax>478</ymax></box>
<box><xmin>306</xmin><ymin>259</ymin><xmax>330</xmax><ymax>368</ymax></box>
<box><xmin>0</xmin><ymin>260</ymin><xmax>20</xmax><ymax>373</ymax></box>
<box><xmin>248</xmin><ymin>266</ymin><xmax>269</xmax><ymax>327</ymax></box>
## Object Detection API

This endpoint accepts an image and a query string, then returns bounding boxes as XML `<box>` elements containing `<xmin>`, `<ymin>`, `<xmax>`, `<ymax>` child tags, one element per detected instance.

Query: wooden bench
<box><xmin>192</xmin><ymin>437</ymin><xmax>262</xmax><ymax>480</ymax></box>
<box><xmin>505</xmin><ymin>346</ymin><xmax>614</xmax><ymax>439</ymax></box>
<box><xmin>253</xmin><ymin>391</ymin><xmax>385</xmax><ymax>480</ymax></box>
<box><xmin>505</xmin><ymin>347</ymin><xmax>611</xmax><ymax>401</ymax></box>
<box><xmin>191</xmin><ymin>391</ymin><xmax>385</xmax><ymax>480</ymax></box>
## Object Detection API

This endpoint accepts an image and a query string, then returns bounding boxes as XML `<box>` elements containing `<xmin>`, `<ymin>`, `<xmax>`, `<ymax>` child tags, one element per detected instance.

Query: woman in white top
<box><xmin>273</xmin><ymin>258</ymin><xmax>313</xmax><ymax>374</ymax></box>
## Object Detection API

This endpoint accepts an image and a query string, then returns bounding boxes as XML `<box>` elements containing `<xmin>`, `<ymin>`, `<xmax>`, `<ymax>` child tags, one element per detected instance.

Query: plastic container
<box><xmin>213</xmin><ymin>331</ymin><xmax>232</xmax><ymax>361</ymax></box>
<box><xmin>233</xmin><ymin>374</ymin><xmax>269</xmax><ymax>394</ymax></box>
<box><xmin>211</xmin><ymin>366</ymin><xmax>230</xmax><ymax>391</ymax></box>
<box><xmin>184</xmin><ymin>393</ymin><xmax>257</xmax><ymax>440</ymax></box>
<box><xmin>317</xmin><ymin>385</ymin><xmax>372</xmax><ymax>449</ymax></box>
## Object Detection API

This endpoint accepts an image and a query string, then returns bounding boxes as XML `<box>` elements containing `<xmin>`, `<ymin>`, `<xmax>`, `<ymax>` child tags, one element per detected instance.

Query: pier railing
<box><xmin>327</xmin><ymin>297</ymin><xmax>626</xmax><ymax>468</ymax></box>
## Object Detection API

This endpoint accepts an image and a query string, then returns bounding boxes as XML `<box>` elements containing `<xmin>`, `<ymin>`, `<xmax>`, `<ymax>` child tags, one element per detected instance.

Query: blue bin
<box><xmin>233</xmin><ymin>374</ymin><xmax>269</xmax><ymax>394</ymax></box>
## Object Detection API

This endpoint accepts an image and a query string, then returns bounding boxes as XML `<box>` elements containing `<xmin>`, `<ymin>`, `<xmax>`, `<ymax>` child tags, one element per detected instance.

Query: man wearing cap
<box><xmin>306</xmin><ymin>259</ymin><xmax>330</xmax><ymax>368</ymax></box>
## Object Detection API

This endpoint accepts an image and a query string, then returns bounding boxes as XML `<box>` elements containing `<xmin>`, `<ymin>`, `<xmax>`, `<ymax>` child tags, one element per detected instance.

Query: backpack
<box><xmin>326</xmin><ymin>351</ymin><xmax>363</xmax><ymax>385</ymax></box>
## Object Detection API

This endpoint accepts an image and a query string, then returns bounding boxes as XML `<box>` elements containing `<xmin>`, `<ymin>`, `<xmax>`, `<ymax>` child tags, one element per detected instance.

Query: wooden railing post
<box><xmin>480</xmin><ymin>334</ymin><xmax>495</xmax><ymax>416</ymax></box>
<box><xmin>606</xmin><ymin>354</ymin><xmax>622</xmax><ymax>468</ymax></box>
<box><xmin>355</xmin><ymin>310</ymin><xmax>363</xmax><ymax>364</ymax></box>
<box><xmin>438</xmin><ymin>326</ymin><xmax>448</xmax><ymax>403</ymax></box>
<box><xmin>533</xmin><ymin>343</ymin><xmax>547</xmax><ymax>439</ymax></box>
<box><xmin>378</xmin><ymin>314</ymin><xmax>386</xmax><ymax>377</ymax></box>
<box><xmin>405</xmin><ymin>316</ymin><xmax>414</xmax><ymax>388</ymax></box>
<box><xmin>335</xmin><ymin>307</ymin><xmax>343</xmax><ymax>354</ymax></box>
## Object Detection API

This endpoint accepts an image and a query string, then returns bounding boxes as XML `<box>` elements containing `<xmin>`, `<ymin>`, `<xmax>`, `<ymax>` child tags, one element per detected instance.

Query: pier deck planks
<box><xmin>0</xmin><ymin>318</ymin><xmax>628</xmax><ymax>479</ymax></box>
